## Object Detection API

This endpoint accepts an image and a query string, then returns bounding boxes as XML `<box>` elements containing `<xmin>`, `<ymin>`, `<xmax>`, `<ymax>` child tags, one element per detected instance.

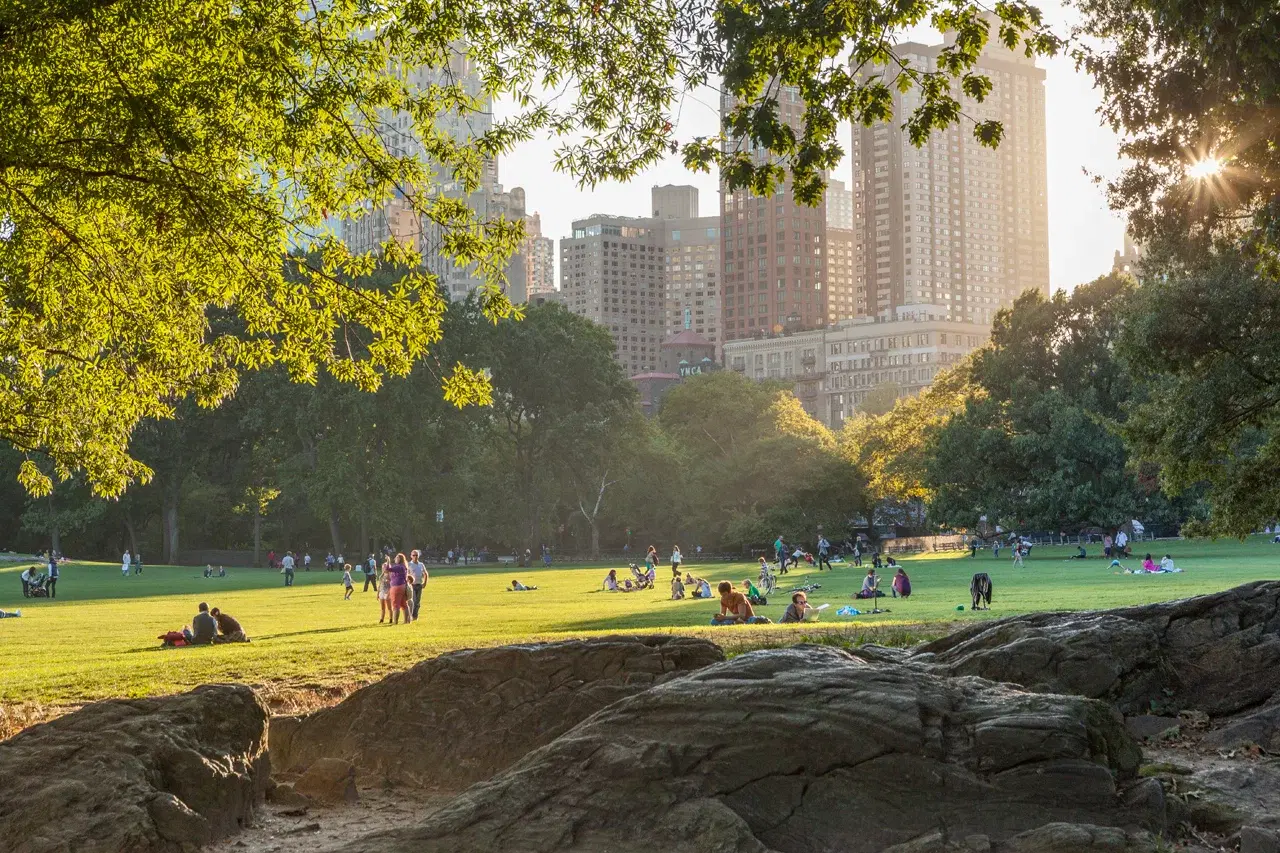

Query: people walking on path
<box><xmin>408</xmin><ymin>550</ymin><xmax>429</xmax><ymax>620</ymax></box>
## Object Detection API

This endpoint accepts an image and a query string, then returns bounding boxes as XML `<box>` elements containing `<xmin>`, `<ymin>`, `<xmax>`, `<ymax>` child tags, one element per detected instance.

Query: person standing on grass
<box><xmin>1012</xmin><ymin>543</ymin><xmax>1025</xmax><ymax>568</ymax></box>
<box><xmin>408</xmin><ymin>550</ymin><xmax>428</xmax><ymax>620</ymax></box>
<box><xmin>774</xmin><ymin>535</ymin><xmax>787</xmax><ymax>574</ymax></box>
<box><xmin>993</xmin><ymin>539</ymin><xmax>1001</xmax><ymax>559</ymax></box>
<box><xmin>671</xmin><ymin>545</ymin><xmax>683</xmax><ymax>576</ymax></box>
<box><xmin>122</xmin><ymin>549</ymin><xmax>131</xmax><ymax>578</ymax></box>
<box><xmin>342</xmin><ymin>564</ymin><xmax>354</xmax><ymax>600</ymax></box>
<box><xmin>363</xmin><ymin>554</ymin><xmax>378</xmax><ymax>592</ymax></box>
<box><xmin>47</xmin><ymin>554</ymin><xmax>59</xmax><ymax>598</ymax></box>
<box><xmin>281</xmin><ymin>550</ymin><xmax>296</xmax><ymax>586</ymax></box>
<box><xmin>304</xmin><ymin>552</ymin><xmax>312</xmax><ymax>571</ymax></box>
<box><xmin>817</xmin><ymin>534</ymin><xmax>832</xmax><ymax>571</ymax></box>
<box><xmin>378</xmin><ymin>562</ymin><xmax>392</xmax><ymax>622</ymax></box>
<box><xmin>386</xmin><ymin>553</ymin><xmax>412</xmax><ymax>624</ymax></box>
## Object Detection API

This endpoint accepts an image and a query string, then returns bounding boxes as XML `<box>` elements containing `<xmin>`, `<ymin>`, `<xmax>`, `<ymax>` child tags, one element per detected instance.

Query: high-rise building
<box><xmin>522</xmin><ymin>211</ymin><xmax>556</xmax><ymax>297</ymax></box>
<box><xmin>559</xmin><ymin>186</ymin><xmax>720</xmax><ymax>377</ymax></box>
<box><xmin>850</xmin><ymin>33</ymin><xmax>1049</xmax><ymax>324</ymax></box>
<box><xmin>720</xmin><ymin>88</ymin><xmax>829</xmax><ymax>344</ymax></box>
<box><xmin>340</xmin><ymin>52</ymin><xmax>528</xmax><ymax>301</ymax></box>
<box><xmin>654</xmin><ymin>186</ymin><xmax>721</xmax><ymax>347</ymax></box>
<box><xmin>825</xmin><ymin>179</ymin><xmax>860</xmax><ymax>321</ymax></box>
<box><xmin>1112</xmin><ymin>231</ymin><xmax>1144</xmax><ymax>277</ymax></box>
<box><xmin>559</xmin><ymin>213</ymin><xmax>666</xmax><ymax>377</ymax></box>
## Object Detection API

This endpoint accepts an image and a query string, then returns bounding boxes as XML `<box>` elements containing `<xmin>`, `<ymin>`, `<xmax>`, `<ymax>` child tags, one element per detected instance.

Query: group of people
<box><xmin>121</xmin><ymin>549</ymin><xmax>143</xmax><ymax>576</ymax></box>
<box><xmin>161</xmin><ymin>601</ymin><xmax>248</xmax><ymax>646</ymax></box>
<box><xmin>854</xmin><ymin>566</ymin><xmax>912</xmax><ymax>600</ymax></box>
<box><xmin>1114</xmin><ymin>553</ymin><xmax>1182</xmax><ymax>574</ymax></box>
<box><xmin>359</xmin><ymin>550</ymin><xmax>429</xmax><ymax>624</ymax></box>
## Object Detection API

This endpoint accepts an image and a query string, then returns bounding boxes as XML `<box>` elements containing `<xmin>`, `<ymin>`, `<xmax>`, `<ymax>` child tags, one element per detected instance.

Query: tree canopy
<box><xmin>2</xmin><ymin>0</ymin><xmax>1059</xmax><ymax>496</ymax></box>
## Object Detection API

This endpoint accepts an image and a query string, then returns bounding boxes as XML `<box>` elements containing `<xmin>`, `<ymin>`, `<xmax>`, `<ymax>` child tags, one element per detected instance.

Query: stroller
<box><xmin>24</xmin><ymin>571</ymin><xmax>49</xmax><ymax>598</ymax></box>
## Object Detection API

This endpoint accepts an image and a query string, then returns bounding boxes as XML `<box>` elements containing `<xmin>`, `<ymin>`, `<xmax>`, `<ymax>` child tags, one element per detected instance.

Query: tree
<box><xmin>1120</xmin><ymin>255</ymin><xmax>1280</xmax><ymax>536</ymax></box>
<box><xmin>925</xmin><ymin>275</ymin><xmax>1180</xmax><ymax>533</ymax></box>
<box><xmin>858</xmin><ymin>382</ymin><xmax>903</xmax><ymax>418</ymax></box>
<box><xmin>2</xmin><ymin>1</ymin><xmax>1056</xmax><ymax>496</ymax></box>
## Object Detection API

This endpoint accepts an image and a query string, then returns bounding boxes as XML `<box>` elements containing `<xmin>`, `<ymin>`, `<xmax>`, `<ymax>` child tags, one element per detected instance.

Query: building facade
<box><xmin>724</xmin><ymin>315</ymin><xmax>989</xmax><ymax>426</ymax></box>
<box><xmin>720</xmin><ymin>88</ymin><xmax>829</xmax><ymax>344</ymax></box>
<box><xmin>655</xmin><ymin>186</ymin><xmax>721</xmax><ymax>347</ymax></box>
<box><xmin>849</xmin><ymin>34</ymin><xmax>1049</xmax><ymax>324</ymax></box>
<box><xmin>523</xmin><ymin>211</ymin><xmax>556</xmax><ymax>297</ymax></box>
<box><xmin>339</xmin><ymin>52</ymin><xmax>529</xmax><ymax>302</ymax></box>
<box><xmin>825</xmin><ymin>179</ymin><xmax>860</xmax><ymax>321</ymax></box>
<box><xmin>559</xmin><ymin>186</ymin><xmax>719</xmax><ymax>377</ymax></box>
<box><xmin>1112</xmin><ymin>231</ymin><xmax>1144</xmax><ymax>277</ymax></box>
<box><xmin>559</xmin><ymin>213</ymin><xmax>666</xmax><ymax>376</ymax></box>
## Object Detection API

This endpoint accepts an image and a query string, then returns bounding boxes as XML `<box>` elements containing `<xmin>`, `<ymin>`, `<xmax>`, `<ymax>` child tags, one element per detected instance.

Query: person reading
<box><xmin>855</xmin><ymin>569</ymin><xmax>883</xmax><ymax>599</ymax></box>
<box><xmin>780</xmin><ymin>591</ymin><xmax>817</xmax><ymax>624</ymax></box>
<box><xmin>209</xmin><ymin>607</ymin><xmax>249</xmax><ymax>643</ymax></box>
<box><xmin>712</xmin><ymin>581</ymin><xmax>770</xmax><ymax>624</ymax></box>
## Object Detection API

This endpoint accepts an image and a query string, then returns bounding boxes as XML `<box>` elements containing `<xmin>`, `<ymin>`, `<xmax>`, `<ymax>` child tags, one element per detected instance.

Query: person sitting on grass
<box><xmin>1070</xmin><ymin>545</ymin><xmax>1087</xmax><ymax>559</ymax></box>
<box><xmin>891</xmin><ymin>567</ymin><xmax>911</xmax><ymax>599</ymax></box>
<box><xmin>210</xmin><ymin>607</ymin><xmax>249</xmax><ymax>643</ymax></box>
<box><xmin>670</xmin><ymin>574</ymin><xmax>685</xmax><ymax>600</ymax></box>
<box><xmin>687</xmin><ymin>576</ymin><xmax>713</xmax><ymax>599</ymax></box>
<box><xmin>509</xmin><ymin>579</ymin><xmax>537</xmax><ymax>591</ymax></box>
<box><xmin>1142</xmin><ymin>553</ymin><xmax>1159</xmax><ymax>573</ymax></box>
<box><xmin>1160</xmin><ymin>554</ymin><xmax>1181</xmax><ymax>573</ymax></box>
<box><xmin>742</xmin><ymin>578</ymin><xmax>766</xmax><ymax>606</ymax></box>
<box><xmin>780</xmin><ymin>591</ymin><xmax>816</xmax><ymax>624</ymax></box>
<box><xmin>185</xmin><ymin>602</ymin><xmax>217</xmax><ymax>645</ymax></box>
<box><xmin>603</xmin><ymin>569</ymin><xmax>623</xmax><ymax>592</ymax></box>
<box><xmin>855</xmin><ymin>568</ymin><xmax>884</xmax><ymax>599</ymax></box>
<box><xmin>711</xmin><ymin>581</ymin><xmax>772</xmax><ymax>625</ymax></box>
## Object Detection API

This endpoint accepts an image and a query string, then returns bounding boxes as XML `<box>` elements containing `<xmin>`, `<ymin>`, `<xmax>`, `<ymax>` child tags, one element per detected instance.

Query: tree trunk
<box><xmin>253</xmin><ymin>508</ymin><xmax>262</xmax><ymax>568</ymax></box>
<box><xmin>328</xmin><ymin>506</ymin><xmax>343</xmax><ymax>557</ymax></box>
<box><xmin>359</xmin><ymin>509</ymin><xmax>368</xmax><ymax>564</ymax></box>
<box><xmin>123</xmin><ymin>514</ymin><xmax>138</xmax><ymax>558</ymax></box>
<box><xmin>162</xmin><ymin>479</ymin><xmax>180</xmax><ymax>564</ymax></box>
<box><xmin>590</xmin><ymin>520</ymin><xmax>600</xmax><ymax>559</ymax></box>
<box><xmin>47</xmin><ymin>494</ymin><xmax>60</xmax><ymax>555</ymax></box>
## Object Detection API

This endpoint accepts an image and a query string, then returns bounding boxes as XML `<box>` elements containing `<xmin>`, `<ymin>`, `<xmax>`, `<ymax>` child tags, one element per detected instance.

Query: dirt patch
<box><xmin>211</xmin><ymin>786</ymin><xmax>450</xmax><ymax>852</ymax></box>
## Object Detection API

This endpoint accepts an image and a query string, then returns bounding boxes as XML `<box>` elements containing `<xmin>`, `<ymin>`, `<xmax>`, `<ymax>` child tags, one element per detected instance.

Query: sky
<box><xmin>494</xmin><ymin>4</ymin><xmax>1128</xmax><ymax>294</ymax></box>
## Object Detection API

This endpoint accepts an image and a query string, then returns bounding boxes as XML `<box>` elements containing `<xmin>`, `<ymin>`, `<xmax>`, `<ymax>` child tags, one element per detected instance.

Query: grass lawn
<box><xmin>0</xmin><ymin>538</ymin><xmax>1277</xmax><ymax>712</ymax></box>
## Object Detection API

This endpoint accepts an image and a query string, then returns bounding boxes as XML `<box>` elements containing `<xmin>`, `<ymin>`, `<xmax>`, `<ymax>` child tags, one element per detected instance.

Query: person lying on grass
<box><xmin>711</xmin><ymin>581</ymin><xmax>772</xmax><ymax>625</ymax></box>
<box><xmin>509</xmin><ymin>579</ymin><xmax>538</xmax><ymax>591</ymax></box>
<box><xmin>210</xmin><ymin>607</ymin><xmax>249</xmax><ymax>643</ymax></box>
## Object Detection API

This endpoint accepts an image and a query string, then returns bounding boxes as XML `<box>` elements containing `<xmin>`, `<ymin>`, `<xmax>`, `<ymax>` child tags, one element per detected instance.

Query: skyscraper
<box><xmin>559</xmin><ymin>186</ymin><xmax>720</xmax><ymax>377</ymax></box>
<box><xmin>720</xmin><ymin>88</ymin><xmax>828</xmax><ymax>343</ymax></box>
<box><xmin>824</xmin><ymin>179</ymin><xmax>860</xmax><ymax>321</ymax></box>
<box><xmin>559</xmin><ymin>213</ymin><xmax>665</xmax><ymax>377</ymax></box>
<box><xmin>654</xmin><ymin>186</ymin><xmax>721</xmax><ymax>347</ymax></box>
<box><xmin>850</xmin><ymin>33</ymin><xmax>1049</xmax><ymax>323</ymax></box>
<box><xmin>522</xmin><ymin>212</ymin><xmax>556</xmax><ymax>297</ymax></box>
<box><xmin>339</xmin><ymin>51</ymin><xmax>528</xmax><ymax>301</ymax></box>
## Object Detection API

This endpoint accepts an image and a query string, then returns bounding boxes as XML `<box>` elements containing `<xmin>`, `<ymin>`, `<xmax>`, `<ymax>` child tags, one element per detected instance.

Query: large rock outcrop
<box><xmin>0</xmin><ymin>683</ymin><xmax>269</xmax><ymax>853</ymax></box>
<box><xmin>914</xmin><ymin>580</ymin><xmax>1280</xmax><ymax>716</ymax></box>
<box><xmin>271</xmin><ymin>634</ymin><xmax>724</xmax><ymax>789</ymax></box>
<box><xmin>331</xmin><ymin>646</ymin><xmax>1157</xmax><ymax>853</ymax></box>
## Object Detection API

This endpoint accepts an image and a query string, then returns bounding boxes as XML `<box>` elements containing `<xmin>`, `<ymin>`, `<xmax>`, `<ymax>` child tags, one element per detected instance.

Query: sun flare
<box><xmin>1188</xmin><ymin>157</ymin><xmax>1224</xmax><ymax>179</ymax></box>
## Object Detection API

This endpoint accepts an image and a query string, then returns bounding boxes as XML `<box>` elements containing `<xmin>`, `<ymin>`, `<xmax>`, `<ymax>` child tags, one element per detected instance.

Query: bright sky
<box><xmin>495</xmin><ymin>3</ymin><xmax>1127</xmax><ymax>294</ymax></box>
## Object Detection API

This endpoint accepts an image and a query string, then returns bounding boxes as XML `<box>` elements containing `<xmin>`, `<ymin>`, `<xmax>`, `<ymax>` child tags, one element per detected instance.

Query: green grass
<box><xmin>0</xmin><ymin>538</ymin><xmax>1276</xmax><ymax>708</ymax></box>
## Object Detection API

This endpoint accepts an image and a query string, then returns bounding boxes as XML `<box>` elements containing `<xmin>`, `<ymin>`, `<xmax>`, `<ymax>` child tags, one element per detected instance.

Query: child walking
<box><xmin>342</xmin><ymin>564</ymin><xmax>354</xmax><ymax>600</ymax></box>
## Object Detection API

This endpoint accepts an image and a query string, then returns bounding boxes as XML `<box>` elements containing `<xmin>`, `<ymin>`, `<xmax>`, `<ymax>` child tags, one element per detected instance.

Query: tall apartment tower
<box><xmin>850</xmin><ymin>34</ymin><xmax>1049</xmax><ymax>323</ymax></box>
<box><xmin>720</xmin><ymin>88</ymin><xmax>828</xmax><ymax>343</ymax></box>
<box><xmin>824</xmin><ymin>179</ymin><xmax>860</xmax><ymax>321</ymax></box>
<box><xmin>341</xmin><ymin>51</ymin><xmax>528</xmax><ymax>301</ymax></box>
<box><xmin>523</xmin><ymin>211</ymin><xmax>556</xmax><ymax>297</ymax></box>
<box><xmin>559</xmin><ymin>186</ymin><xmax>720</xmax><ymax>376</ymax></box>
<box><xmin>559</xmin><ymin>214</ymin><xmax>666</xmax><ymax>376</ymax></box>
<box><xmin>654</xmin><ymin>186</ymin><xmax>721</xmax><ymax>346</ymax></box>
